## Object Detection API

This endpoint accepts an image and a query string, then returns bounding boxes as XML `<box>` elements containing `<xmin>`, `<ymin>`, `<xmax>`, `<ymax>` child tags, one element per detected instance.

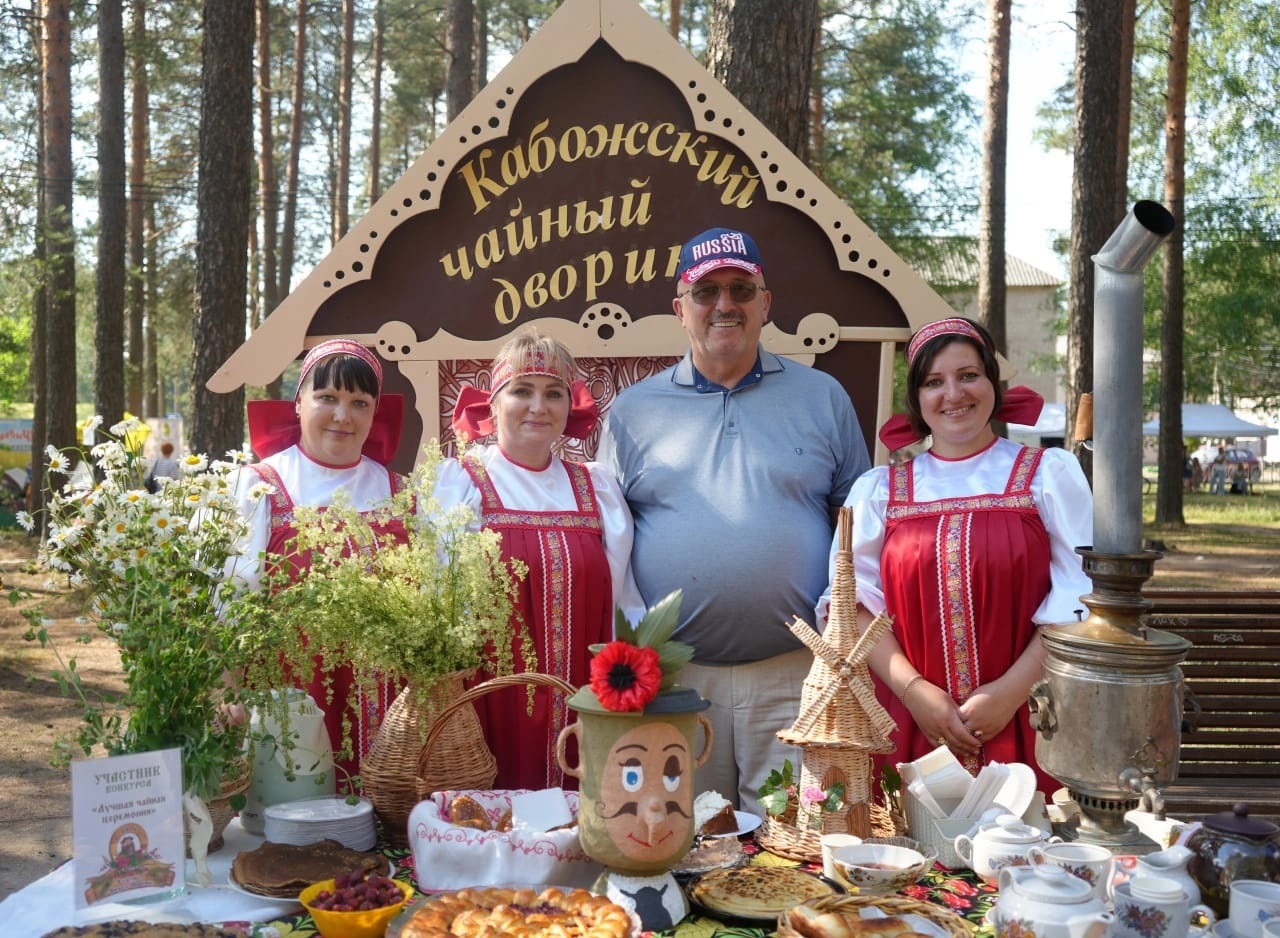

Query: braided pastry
<box><xmin>399</xmin><ymin>886</ymin><xmax>632</xmax><ymax>938</ymax></box>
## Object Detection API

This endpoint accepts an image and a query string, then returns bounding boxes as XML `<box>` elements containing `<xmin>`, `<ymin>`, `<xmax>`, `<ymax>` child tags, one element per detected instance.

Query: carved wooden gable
<box><xmin>211</xmin><ymin>0</ymin><xmax>955</xmax><ymax>471</ymax></box>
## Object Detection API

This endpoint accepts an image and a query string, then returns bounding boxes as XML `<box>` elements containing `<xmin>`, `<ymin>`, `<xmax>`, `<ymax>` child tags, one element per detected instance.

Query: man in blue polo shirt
<box><xmin>597</xmin><ymin>226</ymin><xmax>870</xmax><ymax>813</ymax></box>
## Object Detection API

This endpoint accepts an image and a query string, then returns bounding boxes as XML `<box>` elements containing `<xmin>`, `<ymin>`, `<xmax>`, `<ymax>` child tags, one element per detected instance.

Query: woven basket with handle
<box><xmin>359</xmin><ymin>670</ymin><xmax>496</xmax><ymax>848</ymax></box>
<box><xmin>415</xmin><ymin>671</ymin><xmax>578</xmax><ymax>799</ymax></box>
<box><xmin>776</xmin><ymin>894</ymin><xmax>970</xmax><ymax>938</ymax></box>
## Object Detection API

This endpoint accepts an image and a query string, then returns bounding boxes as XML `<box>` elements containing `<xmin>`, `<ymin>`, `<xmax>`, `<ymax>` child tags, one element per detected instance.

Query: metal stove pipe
<box><xmin>1091</xmin><ymin>200</ymin><xmax>1176</xmax><ymax>555</ymax></box>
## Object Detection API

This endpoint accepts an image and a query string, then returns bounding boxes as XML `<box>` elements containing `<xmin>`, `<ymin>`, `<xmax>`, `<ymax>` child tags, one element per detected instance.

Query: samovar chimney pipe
<box><xmin>1091</xmin><ymin>200</ymin><xmax>1176</xmax><ymax>555</ymax></box>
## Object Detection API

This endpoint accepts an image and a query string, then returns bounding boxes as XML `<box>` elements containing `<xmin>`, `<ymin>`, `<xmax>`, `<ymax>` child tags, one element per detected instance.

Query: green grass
<box><xmin>1141</xmin><ymin>478</ymin><xmax>1280</xmax><ymax>568</ymax></box>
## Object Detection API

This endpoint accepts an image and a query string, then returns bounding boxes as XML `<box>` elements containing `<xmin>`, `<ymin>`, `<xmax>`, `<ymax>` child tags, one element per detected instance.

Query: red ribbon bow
<box><xmin>878</xmin><ymin>385</ymin><xmax>1045</xmax><ymax>451</ymax></box>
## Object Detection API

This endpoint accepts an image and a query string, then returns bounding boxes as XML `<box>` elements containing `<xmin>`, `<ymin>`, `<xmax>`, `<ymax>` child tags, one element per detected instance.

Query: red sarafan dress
<box><xmin>461</xmin><ymin>452</ymin><xmax>612</xmax><ymax>791</ymax></box>
<box><xmin>874</xmin><ymin>444</ymin><xmax>1059</xmax><ymax>795</ymax></box>
<box><xmin>250</xmin><ymin>460</ymin><xmax>407</xmax><ymax>785</ymax></box>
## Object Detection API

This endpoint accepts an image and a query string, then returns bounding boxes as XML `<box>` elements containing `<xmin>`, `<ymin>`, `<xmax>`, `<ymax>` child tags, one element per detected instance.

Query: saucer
<box><xmin>707</xmin><ymin>811</ymin><xmax>763</xmax><ymax>838</ymax></box>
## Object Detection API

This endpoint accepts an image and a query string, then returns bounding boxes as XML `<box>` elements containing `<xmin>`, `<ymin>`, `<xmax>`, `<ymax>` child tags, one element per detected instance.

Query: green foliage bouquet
<box><xmin>15</xmin><ymin>417</ymin><xmax>266</xmax><ymax>803</ymax></box>
<box><xmin>234</xmin><ymin>441</ymin><xmax>533</xmax><ymax>761</ymax></box>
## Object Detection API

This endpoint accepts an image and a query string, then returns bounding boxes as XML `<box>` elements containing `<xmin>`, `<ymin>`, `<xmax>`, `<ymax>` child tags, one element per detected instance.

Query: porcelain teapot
<box><xmin>1134</xmin><ymin>844</ymin><xmax>1201</xmax><ymax>905</ymax></box>
<box><xmin>954</xmin><ymin>813</ymin><xmax>1061</xmax><ymax>884</ymax></box>
<box><xmin>992</xmin><ymin>865</ymin><xmax>1115</xmax><ymax>938</ymax></box>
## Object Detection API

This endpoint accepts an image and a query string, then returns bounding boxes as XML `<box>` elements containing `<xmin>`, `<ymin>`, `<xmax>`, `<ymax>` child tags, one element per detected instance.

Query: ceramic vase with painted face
<box><xmin>556</xmin><ymin>684</ymin><xmax>711</xmax><ymax>932</ymax></box>
<box><xmin>557</xmin><ymin>685</ymin><xmax>711</xmax><ymax>873</ymax></box>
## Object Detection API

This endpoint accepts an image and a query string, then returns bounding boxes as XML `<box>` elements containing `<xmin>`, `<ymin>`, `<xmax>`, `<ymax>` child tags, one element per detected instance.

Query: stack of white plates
<box><xmin>263</xmin><ymin>795</ymin><xmax>377</xmax><ymax>851</ymax></box>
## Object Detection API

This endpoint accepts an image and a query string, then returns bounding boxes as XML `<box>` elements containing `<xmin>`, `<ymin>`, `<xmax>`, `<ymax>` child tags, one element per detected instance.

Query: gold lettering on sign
<box><xmin>453</xmin><ymin>117</ymin><xmax>757</xmax><ymax>214</ymax></box>
<box><xmin>444</xmin><ymin>114</ymin><xmax>757</xmax><ymax>324</ymax></box>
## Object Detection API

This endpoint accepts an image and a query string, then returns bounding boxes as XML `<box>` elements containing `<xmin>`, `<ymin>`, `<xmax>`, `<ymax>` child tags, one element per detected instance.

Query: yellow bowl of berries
<box><xmin>299</xmin><ymin>868</ymin><xmax>413</xmax><ymax>938</ymax></box>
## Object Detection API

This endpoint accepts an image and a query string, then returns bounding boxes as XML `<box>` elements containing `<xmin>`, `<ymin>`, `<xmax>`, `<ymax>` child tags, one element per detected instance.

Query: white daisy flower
<box><xmin>109</xmin><ymin>416</ymin><xmax>143</xmax><ymax>436</ymax></box>
<box><xmin>149</xmin><ymin>511</ymin><xmax>176</xmax><ymax>540</ymax></box>
<box><xmin>46</xmin><ymin>446</ymin><xmax>70</xmax><ymax>475</ymax></box>
<box><xmin>16</xmin><ymin>511</ymin><xmax>34</xmax><ymax>531</ymax></box>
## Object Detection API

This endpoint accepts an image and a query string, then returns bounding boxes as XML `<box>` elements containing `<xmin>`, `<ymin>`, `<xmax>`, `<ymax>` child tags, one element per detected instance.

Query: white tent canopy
<box><xmin>1141</xmin><ymin>403</ymin><xmax>1277</xmax><ymax>438</ymax></box>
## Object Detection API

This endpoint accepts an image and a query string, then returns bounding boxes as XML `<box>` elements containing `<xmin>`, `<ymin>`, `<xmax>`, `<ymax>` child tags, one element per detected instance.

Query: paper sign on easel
<box><xmin>71</xmin><ymin>747</ymin><xmax>185</xmax><ymax>909</ymax></box>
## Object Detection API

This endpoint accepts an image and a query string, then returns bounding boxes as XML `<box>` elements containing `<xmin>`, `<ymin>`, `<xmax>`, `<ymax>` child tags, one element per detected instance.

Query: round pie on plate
<box><xmin>689</xmin><ymin>866</ymin><xmax>840</xmax><ymax>921</ymax></box>
<box><xmin>396</xmin><ymin>886</ymin><xmax>632</xmax><ymax>938</ymax></box>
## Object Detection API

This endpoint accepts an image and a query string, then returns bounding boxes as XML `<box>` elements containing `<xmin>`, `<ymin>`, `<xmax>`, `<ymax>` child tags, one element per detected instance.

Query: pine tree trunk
<box><xmin>127</xmin><ymin>0</ymin><xmax>148</xmax><ymax>417</ymax></box>
<box><xmin>978</xmin><ymin>0</ymin><xmax>1010</xmax><ymax>367</ymax></box>
<box><xmin>706</xmin><ymin>0</ymin><xmax>819</xmax><ymax>162</ymax></box>
<box><xmin>41</xmin><ymin>0</ymin><xmax>77</xmax><ymax>465</ymax></box>
<box><xmin>369</xmin><ymin>0</ymin><xmax>384</xmax><ymax>203</ymax></box>
<box><xmin>257</xmin><ymin>0</ymin><xmax>280</xmax><ymax>320</ymax></box>
<box><xmin>334</xmin><ymin>0</ymin><xmax>355</xmax><ymax>242</ymax></box>
<box><xmin>95</xmin><ymin>0</ymin><xmax>127</xmax><ymax>429</ymax></box>
<box><xmin>189</xmin><ymin>0</ymin><xmax>254</xmax><ymax>458</ymax></box>
<box><xmin>1156</xmin><ymin>0</ymin><xmax>1191</xmax><ymax>525</ymax></box>
<box><xmin>446</xmin><ymin>0</ymin><xmax>475</xmax><ymax>122</ymax></box>
<box><xmin>1066</xmin><ymin>0</ymin><xmax>1127</xmax><ymax>473</ymax></box>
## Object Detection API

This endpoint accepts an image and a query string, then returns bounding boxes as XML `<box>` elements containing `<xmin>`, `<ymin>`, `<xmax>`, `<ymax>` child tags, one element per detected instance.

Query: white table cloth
<box><xmin>0</xmin><ymin>819</ymin><xmax>299</xmax><ymax>937</ymax></box>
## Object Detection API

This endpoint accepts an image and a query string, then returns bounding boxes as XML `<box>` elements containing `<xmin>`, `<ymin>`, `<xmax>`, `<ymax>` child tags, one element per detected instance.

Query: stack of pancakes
<box><xmin>229</xmin><ymin>839</ymin><xmax>391</xmax><ymax>898</ymax></box>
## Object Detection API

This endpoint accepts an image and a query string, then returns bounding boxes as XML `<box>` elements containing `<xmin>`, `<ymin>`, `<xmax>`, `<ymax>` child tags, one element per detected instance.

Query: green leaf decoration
<box><xmin>633</xmin><ymin>589</ymin><xmax>682</xmax><ymax>649</ymax></box>
<box><xmin>613</xmin><ymin>605</ymin><xmax>637</xmax><ymax>644</ymax></box>
<box><xmin>656</xmin><ymin>641</ymin><xmax>695</xmax><ymax>691</ymax></box>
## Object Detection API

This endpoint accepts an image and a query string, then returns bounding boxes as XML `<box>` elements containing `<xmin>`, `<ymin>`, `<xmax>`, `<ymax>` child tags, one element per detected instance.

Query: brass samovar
<box><xmin>1029</xmin><ymin>201</ymin><xmax>1190</xmax><ymax>852</ymax></box>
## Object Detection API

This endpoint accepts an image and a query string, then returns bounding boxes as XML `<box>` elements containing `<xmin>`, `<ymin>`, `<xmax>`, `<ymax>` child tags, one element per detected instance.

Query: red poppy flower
<box><xmin>590</xmin><ymin>642</ymin><xmax>662</xmax><ymax>711</ymax></box>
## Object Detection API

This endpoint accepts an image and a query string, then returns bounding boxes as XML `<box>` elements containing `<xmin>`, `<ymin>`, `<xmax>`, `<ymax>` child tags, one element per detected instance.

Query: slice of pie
<box><xmin>694</xmin><ymin>791</ymin><xmax>738</xmax><ymax>836</ymax></box>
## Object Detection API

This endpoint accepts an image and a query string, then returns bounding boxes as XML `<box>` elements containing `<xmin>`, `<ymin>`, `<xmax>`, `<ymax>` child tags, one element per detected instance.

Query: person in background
<box><xmin>1209</xmin><ymin>446</ymin><xmax>1228</xmax><ymax>495</ymax></box>
<box><xmin>597</xmin><ymin>226</ymin><xmax>870</xmax><ymax>813</ymax></box>
<box><xmin>148</xmin><ymin>441</ymin><xmax>181</xmax><ymax>490</ymax></box>
<box><xmin>437</xmin><ymin>326</ymin><xmax>645</xmax><ymax>791</ymax></box>
<box><xmin>232</xmin><ymin>338</ymin><xmax>407</xmax><ymax>783</ymax></box>
<box><xmin>824</xmin><ymin>317</ymin><xmax>1093</xmax><ymax>796</ymax></box>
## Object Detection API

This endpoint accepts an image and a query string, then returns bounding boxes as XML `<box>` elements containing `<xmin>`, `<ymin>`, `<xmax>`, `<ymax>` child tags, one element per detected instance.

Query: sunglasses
<box><xmin>679</xmin><ymin>281</ymin><xmax>764</xmax><ymax>306</ymax></box>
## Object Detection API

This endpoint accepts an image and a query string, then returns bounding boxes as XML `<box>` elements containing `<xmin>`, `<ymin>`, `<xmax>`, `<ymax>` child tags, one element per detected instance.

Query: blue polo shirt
<box><xmin>598</xmin><ymin>347</ymin><xmax>869</xmax><ymax>663</ymax></box>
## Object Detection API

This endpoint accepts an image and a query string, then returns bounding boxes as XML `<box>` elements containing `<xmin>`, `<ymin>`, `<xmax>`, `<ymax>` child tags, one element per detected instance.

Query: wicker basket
<box><xmin>415</xmin><ymin>671</ymin><xmax>577</xmax><ymax>799</ymax></box>
<box><xmin>360</xmin><ymin>671</ymin><xmax>497</xmax><ymax>848</ymax></box>
<box><xmin>187</xmin><ymin>757</ymin><xmax>251</xmax><ymax>856</ymax></box>
<box><xmin>776</xmin><ymin>894</ymin><xmax>970</xmax><ymax>938</ymax></box>
<box><xmin>756</xmin><ymin>799</ymin><xmax>907</xmax><ymax>864</ymax></box>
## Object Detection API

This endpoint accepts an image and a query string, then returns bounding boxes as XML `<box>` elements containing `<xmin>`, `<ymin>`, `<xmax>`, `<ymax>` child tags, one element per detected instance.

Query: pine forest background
<box><xmin>1</xmin><ymin>0</ymin><xmax>1277</xmax><ymax>527</ymax></box>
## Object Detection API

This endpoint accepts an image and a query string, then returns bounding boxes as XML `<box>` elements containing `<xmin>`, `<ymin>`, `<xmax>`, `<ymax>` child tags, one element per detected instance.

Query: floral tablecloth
<box><xmin>232</xmin><ymin>834</ymin><xmax>996</xmax><ymax>937</ymax></box>
<box><xmin>2</xmin><ymin>823</ymin><xmax>995</xmax><ymax>937</ymax></box>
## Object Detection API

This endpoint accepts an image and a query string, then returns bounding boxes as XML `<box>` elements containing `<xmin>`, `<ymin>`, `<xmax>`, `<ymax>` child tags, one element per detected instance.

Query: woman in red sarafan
<box><xmin>233</xmin><ymin>338</ymin><xmax>408</xmax><ymax>785</ymax></box>
<box><xmin>820</xmin><ymin>318</ymin><xmax>1094</xmax><ymax>795</ymax></box>
<box><xmin>436</xmin><ymin>326</ymin><xmax>645</xmax><ymax>791</ymax></box>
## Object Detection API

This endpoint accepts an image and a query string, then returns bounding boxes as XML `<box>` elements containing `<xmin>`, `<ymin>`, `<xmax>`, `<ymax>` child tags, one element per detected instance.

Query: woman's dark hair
<box><xmin>300</xmin><ymin>353</ymin><xmax>380</xmax><ymax>399</ymax></box>
<box><xmin>904</xmin><ymin>317</ymin><xmax>1002</xmax><ymax>439</ymax></box>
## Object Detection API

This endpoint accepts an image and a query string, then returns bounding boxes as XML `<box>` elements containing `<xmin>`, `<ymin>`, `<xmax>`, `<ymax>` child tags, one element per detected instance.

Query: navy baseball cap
<box><xmin>675</xmin><ymin>227</ymin><xmax>764</xmax><ymax>283</ymax></box>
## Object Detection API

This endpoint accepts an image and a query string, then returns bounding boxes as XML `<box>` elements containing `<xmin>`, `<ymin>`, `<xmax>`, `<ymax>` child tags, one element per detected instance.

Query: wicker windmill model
<box><xmin>758</xmin><ymin>506</ymin><xmax>898</xmax><ymax>862</ymax></box>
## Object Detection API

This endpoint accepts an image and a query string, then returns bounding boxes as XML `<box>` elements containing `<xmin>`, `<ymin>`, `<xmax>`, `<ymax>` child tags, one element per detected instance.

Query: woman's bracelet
<box><xmin>898</xmin><ymin>674</ymin><xmax>926</xmax><ymax>703</ymax></box>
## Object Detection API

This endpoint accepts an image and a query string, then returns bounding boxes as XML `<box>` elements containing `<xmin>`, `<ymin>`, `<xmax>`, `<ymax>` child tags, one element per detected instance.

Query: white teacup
<box><xmin>1262</xmin><ymin>918</ymin><xmax>1280</xmax><ymax>938</ymax></box>
<box><xmin>1113</xmin><ymin>877</ymin><xmax>1215</xmax><ymax>938</ymax></box>
<box><xmin>820</xmin><ymin>833</ymin><xmax>862</xmax><ymax>883</ymax></box>
<box><xmin>1028</xmin><ymin>841</ymin><xmax>1116</xmax><ymax>901</ymax></box>
<box><xmin>1230</xmin><ymin>880</ymin><xmax>1280</xmax><ymax>938</ymax></box>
